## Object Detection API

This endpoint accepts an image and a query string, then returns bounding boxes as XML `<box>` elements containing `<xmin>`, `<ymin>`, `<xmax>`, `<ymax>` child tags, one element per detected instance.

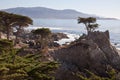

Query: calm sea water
<box><xmin>28</xmin><ymin>19</ymin><xmax>120</xmax><ymax>48</ymax></box>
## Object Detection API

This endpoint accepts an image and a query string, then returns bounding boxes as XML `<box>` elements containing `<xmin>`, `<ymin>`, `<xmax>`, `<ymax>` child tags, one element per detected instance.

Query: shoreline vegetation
<box><xmin>0</xmin><ymin>11</ymin><xmax>120</xmax><ymax>80</ymax></box>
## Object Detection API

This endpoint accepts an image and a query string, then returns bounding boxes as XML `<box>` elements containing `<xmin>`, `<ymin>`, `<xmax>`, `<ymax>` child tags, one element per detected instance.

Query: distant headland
<box><xmin>1</xmin><ymin>7</ymin><xmax>118</xmax><ymax>20</ymax></box>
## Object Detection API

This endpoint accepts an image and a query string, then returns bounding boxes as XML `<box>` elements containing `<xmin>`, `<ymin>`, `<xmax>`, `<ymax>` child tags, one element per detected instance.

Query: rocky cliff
<box><xmin>52</xmin><ymin>31</ymin><xmax>120</xmax><ymax>80</ymax></box>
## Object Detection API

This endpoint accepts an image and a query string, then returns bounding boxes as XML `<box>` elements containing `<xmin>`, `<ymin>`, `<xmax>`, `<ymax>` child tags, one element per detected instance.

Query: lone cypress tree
<box><xmin>78</xmin><ymin>17</ymin><xmax>99</xmax><ymax>34</ymax></box>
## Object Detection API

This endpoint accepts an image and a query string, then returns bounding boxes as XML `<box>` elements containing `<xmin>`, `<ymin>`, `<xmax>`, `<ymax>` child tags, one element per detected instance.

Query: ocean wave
<box><xmin>26</xmin><ymin>26</ymin><xmax>63</xmax><ymax>30</ymax></box>
<box><xmin>25</xmin><ymin>26</ymin><xmax>120</xmax><ymax>49</ymax></box>
<box><xmin>54</xmin><ymin>32</ymin><xmax>80</xmax><ymax>45</ymax></box>
<box><xmin>117</xmin><ymin>48</ymin><xmax>120</xmax><ymax>50</ymax></box>
<box><xmin>111</xmin><ymin>42</ymin><xmax>120</xmax><ymax>48</ymax></box>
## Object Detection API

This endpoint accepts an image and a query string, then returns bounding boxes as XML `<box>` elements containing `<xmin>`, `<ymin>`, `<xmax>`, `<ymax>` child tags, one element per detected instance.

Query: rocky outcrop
<box><xmin>15</xmin><ymin>32</ymin><xmax>67</xmax><ymax>49</ymax></box>
<box><xmin>52</xmin><ymin>33</ymin><xmax>68</xmax><ymax>41</ymax></box>
<box><xmin>49</xmin><ymin>42</ymin><xmax>60</xmax><ymax>48</ymax></box>
<box><xmin>52</xmin><ymin>31</ymin><xmax>120</xmax><ymax>80</ymax></box>
<box><xmin>88</xmin><ymin>31</ymin><xmax>120</xmax><ymax>70</ymax></box>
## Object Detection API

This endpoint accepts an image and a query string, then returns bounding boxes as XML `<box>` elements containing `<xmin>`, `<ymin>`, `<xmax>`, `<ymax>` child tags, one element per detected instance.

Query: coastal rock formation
<box><xmin>88</xmin><ymin>31</ymin><xmax>120</xmax><ymax>70</ymax></box>
<box><xmin>52</xmin><ymin>31</ymin><xmax>120</xmax><ymax>80</ymax></box>
<box><xmin>15</xmin><ymin>32</ymin><xmax>67</xmax><ymax>48</ymax></box>
<box><xmin>52</xmin><ymin>33</ymin><xmax>69</xmax><ymax>41</ymax></box>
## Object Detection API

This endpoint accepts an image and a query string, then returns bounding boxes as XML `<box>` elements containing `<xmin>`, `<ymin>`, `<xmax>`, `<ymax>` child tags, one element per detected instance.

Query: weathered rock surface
<box><xmin>88</xmin><ymin>31</ymin><xmax>120</xmax><ymax>70</ymax></box>
<box><xmin>49</xmin><ymin>42</ymin><xmax>60</xmax><ymax>48</ymax></box>
<box><xmin>52</xmin><ymin>31</ymin><xmax>120</xmax><ymax>80</ymax></box>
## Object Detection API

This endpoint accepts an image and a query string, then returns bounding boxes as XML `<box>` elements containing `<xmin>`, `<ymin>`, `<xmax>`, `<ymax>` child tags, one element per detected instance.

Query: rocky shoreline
<box><xmin>1</xmin><ymin>29</ymin><xmax>120</xmax><ymax>79</ymax></box>
<box><xmin>1</xmin><ymin>11</ymin><xmax>120</xmax><ymax>80</ymax></box>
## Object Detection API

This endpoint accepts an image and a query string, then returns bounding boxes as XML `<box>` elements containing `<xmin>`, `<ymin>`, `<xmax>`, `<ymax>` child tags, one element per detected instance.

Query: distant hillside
<box><xmin>1</xmin><ymin>7</ymin><xmax>117</xmax><ymax>20</ymax></box>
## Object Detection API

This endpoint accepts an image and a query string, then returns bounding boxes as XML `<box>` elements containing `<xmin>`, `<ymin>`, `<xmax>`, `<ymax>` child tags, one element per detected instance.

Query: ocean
<box><xmin>27</xmin><ymin>19</ymin><xmax>120</xmax><ymax>48</ymax></box>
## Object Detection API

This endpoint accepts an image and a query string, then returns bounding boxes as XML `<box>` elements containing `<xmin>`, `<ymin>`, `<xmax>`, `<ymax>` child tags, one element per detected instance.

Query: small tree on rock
<box><xmin>78</xmin><ymin>17</ymin><xmax>99</xmax><ymax>34</ymax></box>
<box><xmin>32</xmin><ymin>28</ymin><xmax>52</xmax><ymax>49</ymax></box>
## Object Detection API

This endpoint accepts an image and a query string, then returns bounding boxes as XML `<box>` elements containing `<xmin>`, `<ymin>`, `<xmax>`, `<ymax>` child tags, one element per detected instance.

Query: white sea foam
<box><xmin>117</xmin><ymin>48</ymin><xmax>120</xmax><ymax>50</ymax></box>
<box><xmin>26</xmin><ymin>26</ymin><xmax>63</xmax><ymax>30</ymax></box>
<box><xmin>54</xmin><ymin>32</ymin><xmax>80</xmax><ymax>45</ymax></box>
<box><xmin>25</xmin><ymin>26</ymin><xmax>80</xmax><ymax>45</ymax></box>
<box><xmin>111</xmin><ymin>42</ymin><xmax>120</xmax><ymax>49</ymax></box>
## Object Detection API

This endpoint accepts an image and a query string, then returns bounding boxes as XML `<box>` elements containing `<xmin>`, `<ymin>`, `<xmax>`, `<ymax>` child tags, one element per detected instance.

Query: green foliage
<box><xmin>0</xmin><ymin>39</ymin><xmax>13</xmax><ymax>52</ymax></box>
<box><xmin>0</xmin><ymin>11</ymin><xmax>33</xmax><ymax>40</ymax></box>
<box><xmin>107</xmin><ymin>69</ymin><xmax>116</xmax><ymax>80</ymax></box>
<box><xmin>32</xmin><ymin>28</ymin><xmax>51</xmax><ymax>38</ymax></box>
<box><xmin>32</xmin><ymin>28</ymin><xmax>52</xmax><ymax>49</ymax></box>
<box><xmin>13</xmin><ymin>14</ymin><xmax>33</xmax><ymax>43</ymax></box>
<box><xmin>27</xmin><ymin>61</ymin><xmax>58</xmax><ymax>80</ymax></box>
<box><xmin>0</xmin><ymin>11</ymin><xmax>16</xmax><ymax>40</ymax></box>
<box><xmin>21</xmin><ymin>53</ymin><xmax>58</xmax><ymax>80</ymax></box>
<box><xmin>0</xmin><ymin>50</ymin><xmax>28</xmax><ymax>80</ymax></box>
<box><xmin>0</xmin><ymin>40</ymin><xmax>59</xmax><ymax>80</ymax></box>
<box><xmin>78</xmin><ymin>17</ymin><xmax>99</xmax><ymax>34</ymax></box>
<box><xmin>13</xmin><ymin>14</ymin><xmax>33</xmax><ymax>27</ymax></box>
<box><xmin>76</xmin><ymin>70</ymin><xmax>117</xmax><ymax>80</ymax></box>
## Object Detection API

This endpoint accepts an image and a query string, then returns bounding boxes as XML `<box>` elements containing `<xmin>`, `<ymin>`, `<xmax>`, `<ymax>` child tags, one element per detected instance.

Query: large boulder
<box><xmin>52</xmin><ymin>31</ymin><xmax>120</xmax><ymax>80</ymax></box>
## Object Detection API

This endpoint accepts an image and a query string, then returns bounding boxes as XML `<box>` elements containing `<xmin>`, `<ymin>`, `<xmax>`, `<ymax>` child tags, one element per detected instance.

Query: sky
<box><xmin>0</xmin><ymin>0</ymin><xmax>120</xmax><ymax>19</ymax></box>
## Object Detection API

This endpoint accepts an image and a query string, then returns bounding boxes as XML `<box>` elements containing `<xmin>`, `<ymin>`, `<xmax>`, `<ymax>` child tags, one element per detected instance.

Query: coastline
<box><xmin>54</xmin><ymin>32</ymin><xmax>120</xmax><ymax>49</ymax></box>
<box><xmin>54</xmin><ymin>32</ymin><xmax>80</xmax><ymax>45</ymax></box>
<box><xmin>25</xmin><ymin>25</ymin><xmax>120</xmax><ymax>50</ymax></box>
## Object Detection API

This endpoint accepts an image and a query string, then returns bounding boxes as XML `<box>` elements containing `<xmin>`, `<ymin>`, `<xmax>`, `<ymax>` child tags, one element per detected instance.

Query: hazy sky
<box><xmin>1</xmin><ymin>0</ymin><xmax>120</xmax><ymax>19</ymax></box>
